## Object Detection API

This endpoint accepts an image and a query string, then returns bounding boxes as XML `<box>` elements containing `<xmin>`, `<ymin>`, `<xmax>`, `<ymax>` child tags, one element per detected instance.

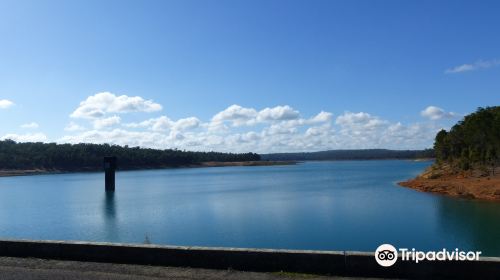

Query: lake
<box><xmin>0</xmin><ymin>160</ymin><xmax>499</xmax><ymax>256</ymax></box>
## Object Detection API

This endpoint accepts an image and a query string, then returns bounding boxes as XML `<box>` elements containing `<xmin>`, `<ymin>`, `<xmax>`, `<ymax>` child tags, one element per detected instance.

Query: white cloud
<box><xmin>331</xmin><ymin>112</ymin><xmax>393</xmax><ymax>149</ymax></box>
<box><xmin>305</xmin><ymin>124</ymin><xmax>331</xmax><ymax>137</ymax></box>
<box><xmin>64</xmin><ymin>122</ymin><xmax>85</xmax><ymax>132</ymax></box>
<box><xmin>124</xmin><ymin>116</ymin><xmax>172</xmax><ymax>131</ymax></box>
<box><xmin>420</xmin><ymin>106</ymin><xmax>456</xmax><ymax>120</ymax></box>
<box><xmin>211</xmin><ymin>105</ymin><xmax>258</xmax><ymax>127</ymax></box>
<box><xmin>172</xmin><ymin>117</ymin><xmax>200</xmax><ymax>131</ymax></box>
<box><xmin>445</xmin><ymin>59</ymin><xmax>500</xmax><ymax>74</ymax></box>
<box><xmin>257</xmin><ymin>105</ymin><xmax>300</xmax><ymax>122</ymax></box>
<box><xmin>124</xmin><ymin>116</ymin><xmax>200</xmax><ymax>132</ymax></box>
<box><xmin>93</xmin><ymin>115</ymin><xmax>121</xmax><ymax>129</ymax></box>
<box><xmin>382</xmin><ymin>122</ymin><xmax>441</xmax><ymax>147</ymax></box>
<box><xmin>210</xmin><ymin>104</ymin><xmax>302</xmax><ymax>129</ymax></box>
<box><xmin>169</xmin><ymin>130</ymin><xmax>185</xmax><ymax>140</ymax></box>
<box><xmin>242</xmin><ymin>131</ymin><xmax>260</xmax><ymax>142</ymax></box>
<box><xmin>336</xmin><ymin>112</ymin><xmax>371</xmax><ymax>125</ymax></box>
<box><xmin>150</xmin><ymin>116</ymin><xmax>172</xmax><ymax>131</ymax></box>
<box><xmin>309</xmin><ymin>111</ymin><xmax>333</xmax><ymax>123</ymax></box>
<box><xmin>206</xmin><ymin>120</ymin><xmax>228</xmax><ymax>133</ymax></box>
<box><xmin>0</xmin><ymin>99</ymin><xmax>14</xmax><ymax>109</ymax></box>
<box><xmin>336</xmin><ymin>112</ymin><xmax>387</xmax><ymax>130</ymax></box>
<box><xmin>1</xmin><ymin>133</ymin><xmax>47</xmax><ymax>142</ymax></box>
<box><xmin>70</xmin><ymin>92</ymin><xmax>162</xmax><ymax>119</ymax></box>
<box><xmin>123</xmin><ymin>117</ymin><xmax>161</xmax><ymax>129</ymax></box>
<box><xmin>263</xmin><ymin>124</ymin><xmax>298</xmax><ymax>136</ymax></box>
<box><xmin>20</xmin><ymin>122</ymin><xmax>39</xmax><ymax>129</ymax></box>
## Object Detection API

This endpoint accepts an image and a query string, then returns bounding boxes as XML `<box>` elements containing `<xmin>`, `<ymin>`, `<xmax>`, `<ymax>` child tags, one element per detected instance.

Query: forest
<box><xmin>0</xmin><ymin>140</ymin><xmax>260</xmax><ymax>171</ymax></box>
<box><xmin>261</xmin><ymin>149</ymin><xmax>435</xmax><ymax>161</ymax></box>
<box><xmin>433</xmin><ymin>106</ymin><xmax>500</xmax><ymax>172</ymax></box>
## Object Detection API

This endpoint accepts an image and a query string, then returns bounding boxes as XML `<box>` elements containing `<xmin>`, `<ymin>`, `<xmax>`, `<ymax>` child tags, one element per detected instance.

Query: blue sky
<box><xmin>0</xmin><ymin>0</ymin><xmax>499</xmax><ymax>153</ymax></box>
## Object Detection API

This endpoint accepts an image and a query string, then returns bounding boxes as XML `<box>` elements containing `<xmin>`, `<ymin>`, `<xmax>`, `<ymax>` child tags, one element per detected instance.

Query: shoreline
<box><xmin>398</xmin><ymin>166</ymin><xmax>500</xmax><ymax>201</ymax></box>
<box><xmin>0</xmin><ymin>161</ymin><xmax>297</xmax><ymax>178</ymax></box>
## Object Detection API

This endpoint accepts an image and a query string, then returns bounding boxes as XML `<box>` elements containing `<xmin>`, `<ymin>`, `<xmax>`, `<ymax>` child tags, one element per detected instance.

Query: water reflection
<box><xmin>437</xmin><ymin>197</ymin><xmax>500</xmax><ymax>256</ymax></box>
<box><xmin>102</xmin><ymin>191</ymin><xmax>119</xmax><ymax>241</ymax></box>
<box><xmin>104</xmin><ymin>191</ymin><xmax>116</xmax><ymax>219</ymax></box>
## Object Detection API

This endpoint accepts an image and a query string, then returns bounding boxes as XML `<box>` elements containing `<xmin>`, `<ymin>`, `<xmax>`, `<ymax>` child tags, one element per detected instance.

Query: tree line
<box><xmin>0</xmin><ymin>140</ymin><xmax>260</xmax><ymax>171</ymax></box>
<box><xmin>434</xmin><ymin>106</ymin><xmax>500</xmax><ymax>173</ymax></box>
<box><xmin>261</xmin><ymin>149</ymin><xmax>435</xmax><ymax>161</ymax></box>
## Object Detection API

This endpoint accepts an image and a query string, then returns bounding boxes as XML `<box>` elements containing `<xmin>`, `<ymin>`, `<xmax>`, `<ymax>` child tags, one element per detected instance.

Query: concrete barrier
<box><xmin>0</xmin><ymin>239</ymin><xmax>499</xmax><ymax>279</ymax></box>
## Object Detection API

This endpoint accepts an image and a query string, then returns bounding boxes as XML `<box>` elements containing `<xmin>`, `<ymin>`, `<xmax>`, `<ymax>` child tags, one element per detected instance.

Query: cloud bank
<box><xmin>1</xmin><ymin>92</ymin><xmax>459</xmax><ymax>153</ymax></box>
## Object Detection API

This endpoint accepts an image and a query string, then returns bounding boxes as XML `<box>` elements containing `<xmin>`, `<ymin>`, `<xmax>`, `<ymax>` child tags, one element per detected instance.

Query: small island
<box><xmin>399</xmin><ymin>106</ymin><xmax>500</xmax><ymax>201</ymax></box>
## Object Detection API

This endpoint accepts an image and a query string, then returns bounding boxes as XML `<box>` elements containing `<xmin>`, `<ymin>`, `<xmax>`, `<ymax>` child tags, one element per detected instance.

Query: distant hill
<box><xmin>260</xmin><ymin>149</ymin><xmax>434</xmax><ymax>161</ymax></box>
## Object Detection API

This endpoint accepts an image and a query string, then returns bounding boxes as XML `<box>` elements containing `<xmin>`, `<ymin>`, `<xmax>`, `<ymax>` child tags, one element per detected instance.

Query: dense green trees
<box><xmin>0</xmin><ymin>140</ymin><xmax>260</xmax><ymax>170</ymax></box>
<box><xmin>434</xmin><ymin>106</ymin><xmax>500</xmax><ymax>173</ymax></box>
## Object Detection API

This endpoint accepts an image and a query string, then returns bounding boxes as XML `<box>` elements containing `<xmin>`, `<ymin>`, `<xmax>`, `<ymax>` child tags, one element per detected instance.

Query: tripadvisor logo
<box><xmin>375</xmin><ymin>244</ymin><xmax>398</xmax><ymax>267</ymax></box>
<box><xmin>375</xmin><ymin>244</ymin><xmax>482</xmax><ymax>267</ymax></box>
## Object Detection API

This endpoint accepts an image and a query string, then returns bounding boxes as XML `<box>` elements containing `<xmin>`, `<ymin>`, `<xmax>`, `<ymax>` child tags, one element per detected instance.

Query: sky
<box><xmin>0</xmin><ymin>0</ymin><xmax>499</xmax><ymax>153</ymax></box>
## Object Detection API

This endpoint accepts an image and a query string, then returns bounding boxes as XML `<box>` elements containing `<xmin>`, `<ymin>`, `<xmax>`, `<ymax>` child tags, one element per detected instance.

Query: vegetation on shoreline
<box><xmin>433</xmin><ymin>106</ymin><xmax>499</xmax><ymax>174</ymax></box>
<box><xmin>0</xmin><ymin>140</ymin><xmax>260</xmax><ymax>171</ymax></box>
<box><xmin>399</xmin><ymin>106</ymin><xmax>500</xmax><ymax>201</ymax></box>
<box><xmin>0</xmin><ymin>161</ymin><xmax>296</xmax><ymax>177</ymax></box>
<box><xmin>261</xmin><ymin>149</ymin><xmax>434</xmax><ymax>161</ymax></box>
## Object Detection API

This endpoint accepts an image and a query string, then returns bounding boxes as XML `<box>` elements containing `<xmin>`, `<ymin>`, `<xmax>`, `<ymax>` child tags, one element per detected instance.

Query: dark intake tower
<box><xmin>104</xmin><ymin>156</ymin><xmax>117</xmax><ymax>191</ymax></box>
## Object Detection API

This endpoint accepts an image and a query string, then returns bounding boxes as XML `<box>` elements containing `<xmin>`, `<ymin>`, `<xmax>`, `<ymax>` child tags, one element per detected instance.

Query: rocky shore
<box><xmin>399</xmin><ymin>165</ymin><xmax>500</xmax><ymax>201</ymax></box>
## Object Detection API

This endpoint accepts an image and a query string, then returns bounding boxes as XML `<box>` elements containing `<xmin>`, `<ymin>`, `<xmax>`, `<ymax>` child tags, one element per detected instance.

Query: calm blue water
<box><xmin>0</xmin><ymin>160</ymin><xmax>499</xmax><ymax>256</ymax></box>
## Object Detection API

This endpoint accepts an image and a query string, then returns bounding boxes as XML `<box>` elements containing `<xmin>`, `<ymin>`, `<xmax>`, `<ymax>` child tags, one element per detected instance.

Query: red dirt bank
<box><xmin>399</xmin><ymin>165</ymin><xmax>500</xmax><ymax>201</ymax></box>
